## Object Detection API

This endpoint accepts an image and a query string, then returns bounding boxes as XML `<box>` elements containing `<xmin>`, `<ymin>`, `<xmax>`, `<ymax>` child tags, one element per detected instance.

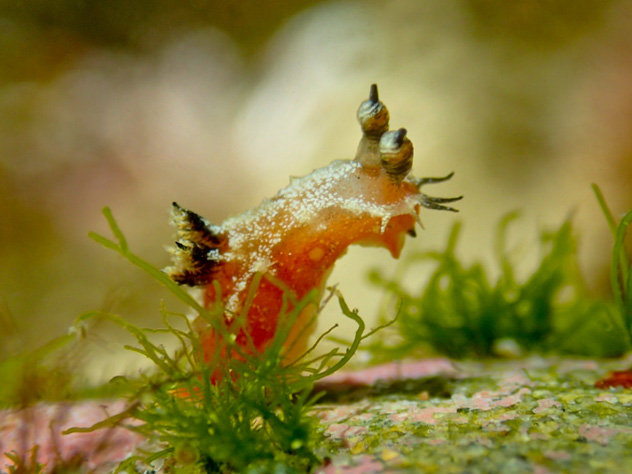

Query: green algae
<box><xmin>72</xmin><ymin>207</ymin><xmax>380</xmax><ymax>472</ymax></box>
<box><xmin>593</xmin><ymin>184</ymin><xmax>632</xmax><ymax>347</ymax></box>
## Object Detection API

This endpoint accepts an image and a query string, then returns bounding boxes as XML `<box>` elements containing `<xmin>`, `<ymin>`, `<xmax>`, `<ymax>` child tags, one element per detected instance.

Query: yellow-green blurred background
<box><xmin>2</xmin><ymin>0</ymin><xmax>631</xmax><ymax>379</ymax></box>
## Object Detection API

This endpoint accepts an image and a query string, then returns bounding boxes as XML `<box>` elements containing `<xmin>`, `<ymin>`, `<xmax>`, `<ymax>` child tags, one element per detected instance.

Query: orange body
<box><xmin>165</xmin><ymin>85</ymin><xmax>460</xmax><ymax>374</ymax></box>
<box><xmin>200</xmin><ymin>162</ymin><xmax>421</xmax><ymax>361</ymax></box>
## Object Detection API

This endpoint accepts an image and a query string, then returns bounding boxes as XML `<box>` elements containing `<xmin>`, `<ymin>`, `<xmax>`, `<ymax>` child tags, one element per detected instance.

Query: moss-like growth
<box><xmin>368</xmin><ymin>210</ymin><xmax>630</xmax><ymax>360</ymax></box>
<box><xmin>593</xmin><ymin>184</ymin><xmax>632</xmax><ymax>346</ymax></box>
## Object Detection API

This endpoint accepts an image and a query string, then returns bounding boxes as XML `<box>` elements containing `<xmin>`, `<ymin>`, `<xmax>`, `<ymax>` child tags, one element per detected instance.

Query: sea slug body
<box><xmin>165</xmin><ymin>84</ymin><xmax>461</xmax><ymax>368</ymax></box>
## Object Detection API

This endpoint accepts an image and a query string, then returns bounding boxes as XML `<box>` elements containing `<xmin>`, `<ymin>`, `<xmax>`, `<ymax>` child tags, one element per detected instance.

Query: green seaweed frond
<box><xmin>0</xmin><ymin>333</ymin><xmax>76</xmax><ymax>408</ymax></box>
<box><xmin>368</xmin><ymin>212</ymin><xmax>629</xmax><ymax>360</ymax></box>
<box><xmin>4</xmin><ymin>446</ymin><xmax>44</xmax><ymax>474</ymax></box>
<box><xmin>0</xmin><ymin>314</ymin><xmax>115</xmax><ymax>408</ymax></box>
<box><xmin>67</xmin><ymin>207</ymin><xmax>373</xmax><ymax>472</ymax></box>
<box><xmin>4</xmin><ymin>445</ymin><xmax>44</xmax><ymax>474</ymax></box>
<box><xmin>592</xmin><ymin>184</ymin><xmax>632</xmax><ymax>345</ymax></box>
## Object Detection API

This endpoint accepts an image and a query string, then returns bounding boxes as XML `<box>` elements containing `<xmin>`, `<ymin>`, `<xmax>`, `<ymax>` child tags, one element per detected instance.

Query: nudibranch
<box><xmin>165</xmin><ymin>84</ymin><xmax>461</xmax><ymax>367</ymax></box>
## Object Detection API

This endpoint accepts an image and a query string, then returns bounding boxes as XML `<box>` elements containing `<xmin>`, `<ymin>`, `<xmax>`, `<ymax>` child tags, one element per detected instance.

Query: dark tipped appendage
<box><xmin>368</xmin><ymin>83</ymin><xmax>379</xmax><ymax>103</ymax></box>
<box><xmin>357</xmin><ymin>83</ymin><xmax>389</xmax><ymax>137</ymax></box>
<box><xmin>411</xmin><ymin>173</ymin><xmax>463</xmax><ymax>212</ymax></box>
<box><xmin>355</xmin><ymin>84</ymin><xmax>390</xmax><ymax>167</ymax></box>
<box><xmin>171</xmin><ymin>202</ymin><xmax>223</xmax><ymax>247</ymax></box>
<box><xmin>165</xmin><ymin>202</ymin><xmax>226</xmax><ymax>286</ymax></box>
<box><xmin>392</xmin><ymin>128</ymin><xmax>407</xmax><ymax>147</ymax></box>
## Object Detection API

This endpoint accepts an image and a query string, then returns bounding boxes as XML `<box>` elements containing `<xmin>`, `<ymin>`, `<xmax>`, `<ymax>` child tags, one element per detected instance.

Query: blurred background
<box><xmin>1</xmin><ymin>0</ymin><xmax>631</xmax><ymax>379</ymax></box>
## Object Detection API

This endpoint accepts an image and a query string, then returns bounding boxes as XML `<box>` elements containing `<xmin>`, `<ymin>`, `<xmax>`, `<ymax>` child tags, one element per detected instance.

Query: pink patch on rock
<box><xmin>345</xmin><ymin>426</ymin><xmax>369</xmax><ymax>438</ymax></box>
<box><xmin>544</xmin><ymin>450</ymin><xmax>572</xmax><ymax>461</ymax></box>
<box><xmin>324</xmin><ymin>423</ymin><xmax>369</xmax><ymax>440</ymax></box>
<box><xmin>595</xmin><ymin>393</ymin><xmax>618</xmax><ymax>403</ymax></box>
<box><xmin>325</xmin><ymin>423</ymin><xmax>351</xmax><ymax>438</ymax></box>
<box><xmin>482</xmin><ymin>411</ymin><xmax>519</xmax><ymax>428</ymax></box>
<box><xmin>391</xmin><ymin>406</ymin><xmax>457</xmax><ymax>425</ymax></box>
<box><xmin>502</xmin><ymin>372</ymin><xmax>536</xmax><ymax>387</ymax></box>
<box><xmin>579</xmin><ymin>424</ymin><xmax>621</xmax><ymax>445</ymax></box>
<box><xmin>493</xmin><ymin>387</ymin><xmax>531</xmax><ymax>408</ymax></box>
<box><xmin>356</xmin><ymin>413</ymin><xmax>374</xmax><ymax>422</ymax></box>
<box><xmin>533</xmin><ymin>398</ymin><xmax>562</xmax><ymax>414</ymax></box>
<box><xmin>316</xmin><ymin>359</ymin><xmax>456</xmax><ymax>387</ymax></box>
<box><xmin>315</xmin><ymin>400</ymin><xmax>371</xmax><ymax>423</ymax></box>
<box><xmin>463</xmin><ymin>393</ymin><xmax>492</xmax><ymax>411</ymax></box>
<box><xmin>0</xmin><ymin>400</ymin><xmax>144</xmax><ymax>473</ymax></box>
<box><xmin>453</xmin><ymin>387</ymin><xmax>530</xmax><ymax>412</ymax></box>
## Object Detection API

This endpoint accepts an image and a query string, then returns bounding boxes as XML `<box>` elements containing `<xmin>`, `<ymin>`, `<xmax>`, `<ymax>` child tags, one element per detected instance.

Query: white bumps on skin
<box><xmin>218</xmin><ymin>160</ymin><xmax>422</xmax><ymax>313</ymax></box>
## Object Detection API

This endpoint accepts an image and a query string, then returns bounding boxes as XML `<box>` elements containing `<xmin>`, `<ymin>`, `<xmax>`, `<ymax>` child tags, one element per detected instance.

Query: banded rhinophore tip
<box><xmin>357</xmin><ymin>84</ymin><xmax>390</xmax><ymax>137</ymax></box>
<box><xmin>355</xmin><ymin>84</ymin><xmax>390</xmax><ymax>167</ymax></box>
<box><xmin>380</xmin><ymin>128</ymin><xmax>413</xmax><ymax>183</ymax></box>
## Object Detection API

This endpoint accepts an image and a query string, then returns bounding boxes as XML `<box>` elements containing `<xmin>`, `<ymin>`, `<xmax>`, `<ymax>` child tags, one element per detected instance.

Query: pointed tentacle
<box><xmin>423</xmin><ymin>195</ymin><xmax>463</xmax><ymax>204</ymax></box>
<box><xmin>411</xmin><ymin>172</ymin><xmax>455</xmax><ymax>189</ymax></box>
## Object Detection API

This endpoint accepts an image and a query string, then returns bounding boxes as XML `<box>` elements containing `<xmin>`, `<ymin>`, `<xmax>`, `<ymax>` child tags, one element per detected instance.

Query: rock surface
<box><xmin>2</xmin><ymin>356</ymin><xmax>632</xmax><ymax>473</ymax></box>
